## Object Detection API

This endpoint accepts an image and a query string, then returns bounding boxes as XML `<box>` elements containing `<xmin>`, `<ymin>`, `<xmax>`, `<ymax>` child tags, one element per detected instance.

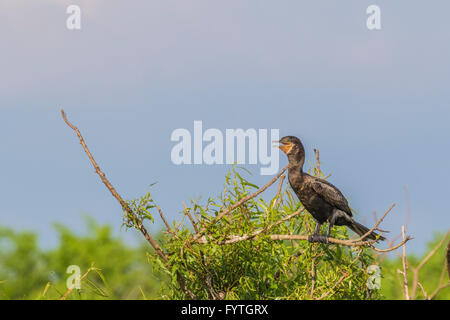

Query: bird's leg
<box><xmin>322</xmin><ymin>221</ymin><xmax>334</xmax><ymax>244</ymax></box>
<box><xmin>308</xmin><ymin>222</ymin><xmax>328</xmax><ymax>243</ymax></box>
<box><xmin>326</xmin><ymin>223</ymin><xmax>333</xmax><ymax>239</ymax></box>
<box><xmin>313</xmin><ymin>222</ymin><xmax>321</xmax><ymax>236</ymax></box>
<box><xmin>326</xmin><ymin>214</ymin><xmax>337</xmax><ymax>239</ymax></box>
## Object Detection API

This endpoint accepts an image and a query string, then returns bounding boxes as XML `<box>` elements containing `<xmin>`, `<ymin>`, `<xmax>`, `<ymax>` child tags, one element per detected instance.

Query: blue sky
<box><xmin>1</xmin><ymin>1</ymin><xmax>449</xmax><ymax>254</ymax></box>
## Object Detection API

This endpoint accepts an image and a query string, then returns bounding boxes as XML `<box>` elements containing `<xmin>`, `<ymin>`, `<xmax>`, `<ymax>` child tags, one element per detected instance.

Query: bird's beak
<box><xmin>273</xmin><ymin>140</ymin><xmax>292</xmax><ymax>154</ymax></box>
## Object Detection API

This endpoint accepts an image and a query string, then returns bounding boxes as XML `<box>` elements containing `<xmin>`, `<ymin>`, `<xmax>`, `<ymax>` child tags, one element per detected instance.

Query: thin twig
<box><xmin>411</xmin><ymin>231</ymin><xmax>449</xmax><ymax>299</ymax></box>
<box><xmin>174</xmin><ymin>212</ymin><xmax>187</xmax><ymax>232</ymax></box>
<box><xmin>310</xmin><ymin>254</ymin><xmax>316</xmax><ymax>298</ymax></box>
<box><xmin>428</xmin><ymin>283</ymin><xmax>450</xmax><ymax>300</ymax></box>
<box><xmin>157</xmin><ymin>206</ymin><xmax>174</xmax><ymax>234</ymax></box>
<box><xmin>401</xmin><ymin>226</ymin><xmax>410</xmax><ymax>300</ymax></box>
<box><xmin>196</xmin><ymin>232</ymin><xmax>412</xmax><ymax>251</ymax></box>
<box><xmin>183</xmin><ymin>202</ymin><xmax>199</xmax><ymax>234</ymax></box>
<box><xmin>417</xmin><ymin>232</ymin><xmax>449</xmax><ymax>272</ymax></box>
<box><xmin>314</xmin><ymin>148</ymin><xmax>321</xmax><ymax>177</ymax></box>
<box><xmin>316</xmin><ymin>272</ymin><xmax>349</xmax><ymax>300</ymax></box>
<box><xmin>272</xmin><ymin>174</ymin><xmax>286</xmax><ymax>210</ymax></box>
<box><xmin>370</xmin><ymin>238</ymin><xmax>413</xmax><ymax>253</ymax></box>
<box><xmin>417</xmin><ymin>282</ymin><xmax>428</xmax><ymax>300</ymax></box>
<box><xmin>349</xmin><ymin>248</ymin><xmax>363</xmax><ymax>267</ymax></box>
<box><xmin>354</xmin><ymin>203</ymin><xmax>395</xmax><ymax>242</ymax></box>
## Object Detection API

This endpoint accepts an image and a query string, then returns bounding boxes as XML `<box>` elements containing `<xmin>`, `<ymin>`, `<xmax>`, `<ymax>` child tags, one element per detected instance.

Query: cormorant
<box><xmin>277</xmin><ymin>136</ymin><xmax>385</xmax><ymax>243</ymax></box>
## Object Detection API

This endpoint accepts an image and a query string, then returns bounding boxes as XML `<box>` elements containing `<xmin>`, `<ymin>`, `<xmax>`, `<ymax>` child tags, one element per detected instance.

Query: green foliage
<box><xmin>1</xmin><ymin>167</ymin><xmax>447</xmax><ymax>300</ymax></box>
<box><xmin>149</xmin><ymin>166</ymin><xmax>381</xmax><ymax>300</ymax></box>
<box><xmin>0</xmin><ymin>218</ymin><xmax>162</xmax><ymax>300</ymax></box>
<box><xmin>123</xmin><ymin>190</ymin><xmax>155</xmax><ymax>229</ymax></box>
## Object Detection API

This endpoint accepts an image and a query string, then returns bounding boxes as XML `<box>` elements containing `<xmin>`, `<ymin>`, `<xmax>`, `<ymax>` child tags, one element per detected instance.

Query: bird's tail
<box><xmin>349</xmin><ymin>222</ymin><xmax>386</xmax><ymax>242</ymax></box>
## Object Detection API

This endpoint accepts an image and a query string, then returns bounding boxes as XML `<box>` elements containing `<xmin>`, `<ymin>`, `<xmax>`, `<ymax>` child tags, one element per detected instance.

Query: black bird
<box><xmin>277</xmin><ymin>136</ymin><xmax>385</xmax><ymax>243</ymax></box>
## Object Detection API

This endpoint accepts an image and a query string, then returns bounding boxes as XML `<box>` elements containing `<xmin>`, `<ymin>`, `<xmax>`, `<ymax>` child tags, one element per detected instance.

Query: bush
<box><xmin>147</xmin><ymin>167</ymin><xmax>381</xmax><ymax>300</ymax></box>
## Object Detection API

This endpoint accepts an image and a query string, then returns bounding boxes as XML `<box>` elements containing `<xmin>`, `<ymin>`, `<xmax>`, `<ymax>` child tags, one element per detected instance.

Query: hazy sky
<box><xmin>1</xmin><ymin>1</ymin><xmax>449</xmax><ymax>254</ymax></box>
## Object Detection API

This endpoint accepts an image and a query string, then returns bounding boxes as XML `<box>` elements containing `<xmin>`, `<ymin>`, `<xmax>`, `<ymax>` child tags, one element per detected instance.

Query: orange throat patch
<box><xmin>280</xmin><ymin>143</ymin><xmax>293</xmax><ymax>154</ymax></box>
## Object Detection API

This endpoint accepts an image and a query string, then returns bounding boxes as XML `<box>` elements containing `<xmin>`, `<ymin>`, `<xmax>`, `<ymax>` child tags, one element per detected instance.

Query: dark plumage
<box><xmin>278</xmin><ymin>136</ymin><xmax>385</xmax><ymax>243</ymax></box>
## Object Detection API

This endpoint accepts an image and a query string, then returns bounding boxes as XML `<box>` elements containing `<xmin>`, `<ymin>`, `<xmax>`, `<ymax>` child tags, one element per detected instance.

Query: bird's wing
<box><xmin>310</xmin><ymin>178</ymin><xmax>352</xmax><ymax>216</ymax></box>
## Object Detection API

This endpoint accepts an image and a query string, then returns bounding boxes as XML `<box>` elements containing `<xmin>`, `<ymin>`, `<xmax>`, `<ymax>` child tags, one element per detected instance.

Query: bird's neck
<box><xmin>287</xmin><ymin>153</ymin><xmax>305</xmax><ymax>174</ymax></box>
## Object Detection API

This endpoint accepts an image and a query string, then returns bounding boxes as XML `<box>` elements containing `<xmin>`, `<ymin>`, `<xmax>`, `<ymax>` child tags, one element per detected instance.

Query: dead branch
<box><xmin>196</xmin><ymin>231</ymin><xmax>412</xmax><ymax>252</ymax></box>
<box><xmin>428</xmin><ymin>282</ymin><xmax>450</xmax><ymax>300</ymax></box>
<box><xmin>157</xmin><ymin>205</ymin><xmax>174</xmax><ymax>235</ymax></box>
<box><xmin>354</xmin><ymin>203</ymin><xmax>395</xmax><ymax>242</ymax></box>
<box><xmin>404</xmin><ymin>231</ymin><xmax>450</xmax><ymax>300</ymax></box>
<box><xmin>314</xmin><ymin>148</ymin><xmax>321</xmax><ymax>177</ymax></box>
<box><xmin>195</xmin><ymin>203</ymin><xmax>411</xmax><ymax>253</ymax></box>
<box><xmin>183</xmin><ymin>202</ymin><xmax>199</xmax><ymax>233</ymax></box>
<box><xmin>310</xmin><ymin>253</ymin><xmax>317</xmax><ymax>298</ymax></box>
<box><xmin>417</xmin><ymin>282</ymin><xmax>428</xmax><ymax>300</ymax></box>
<box><xmin>61</xmin><ymin>110</ymin><xmax>196</xmax><ymax>299</ymax></box>
<box><xmin>410</xmin><ymin>231</ymin><xmax>449</xmax><ymax>299</ymax></box>
<box><xmin>61</xmin><ymin>110</ymin><xmax>168</xmax><ymax>262</ymax></box>
<box><xmin>400</xmin><ymin>226</ymin><xmax>410</xmax><ymax>300</ymax></box>
<box><xmin>272</xmin><ymin>174</ymin><xmax>286</xmax><ymax>210</ymax></box>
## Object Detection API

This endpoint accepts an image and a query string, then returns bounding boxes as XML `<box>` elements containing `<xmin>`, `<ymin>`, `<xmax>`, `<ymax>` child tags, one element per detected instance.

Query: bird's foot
<box><xmin>308</xmin><ymin>234</ymin><xmax>329</xmax><ymax>244</ymax></box>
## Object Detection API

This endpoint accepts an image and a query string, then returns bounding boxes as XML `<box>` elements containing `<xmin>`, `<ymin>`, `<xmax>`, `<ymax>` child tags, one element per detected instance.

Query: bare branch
<box><xmin>61</xmin><ymin>110</ymin><xmax>196</xmax><ymax>299</ymax></box>
<box><xmin>310</xmin><ymin>253</ymin><xmax>317</xmax><ymax>298</ymax></box>
<box><xmin>428</xmin><ymin>282</ymin><xmax>450</xmax><ymax>300</ymax></box>
<box><xmin>411</xmin><ymin>231</ymin><xmax>449</xmax><ymax>299</ymax></box>
<box><xmin>417</xmin><ymin>282</ymin><xmax>428</xmax><ymax>300</ymax></box>
<box><xmin>314</xmin><ymin>148</ymin><xmax>321</xmax><ymax>177</ymax></box>
<box><xmin>196</xmin><ymin>231</ymin><xmax>412</xmax><ymax>252</ymax></box>
<box><xmin>61</xmin><ymin>109</ymin><xmax>168</xmax><ymax>262</ymax></box>
<box><xmin>417</xmin><ymin>231</ymin><xmax>449</xmax><ymax>272</ymax></box>
<box><xmin>272</xmin><ymin>174</ymin><xmax>286</xmax><ymax>210</ymax></box>
<box><xmin>194</xmin><ymin>204</ymin><xmax>411</xmax><ymax>253</ymax></box>
<box><xmin>354</xmin><ymin>203</ymin><xmax>395</xmax><ymax>242</ymax></box>
<box><xmin>183</xmin><ymin>202</ymin><xmax>199</xmax><ymax>234</ymax></box>
<box><xmin>157</xmin><ymin>205</ymin><xmax>174</xmax><ymax>234</ymax></box>
<box><xmin>370</xmin><ymin>237</ymin><xmax>413</xmax><ymax>253</ymax></box>
<box><xmin>401</xmin><ymin>226</ymin><xmax>410</xmax><ymax>300</ymax></box>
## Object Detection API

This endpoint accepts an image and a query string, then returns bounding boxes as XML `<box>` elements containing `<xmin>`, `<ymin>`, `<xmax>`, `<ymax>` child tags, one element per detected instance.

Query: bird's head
<box><xmin>276</xmin><ymin>136</ymin><xmax>303</xmax><ymax>156</ymax></box>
